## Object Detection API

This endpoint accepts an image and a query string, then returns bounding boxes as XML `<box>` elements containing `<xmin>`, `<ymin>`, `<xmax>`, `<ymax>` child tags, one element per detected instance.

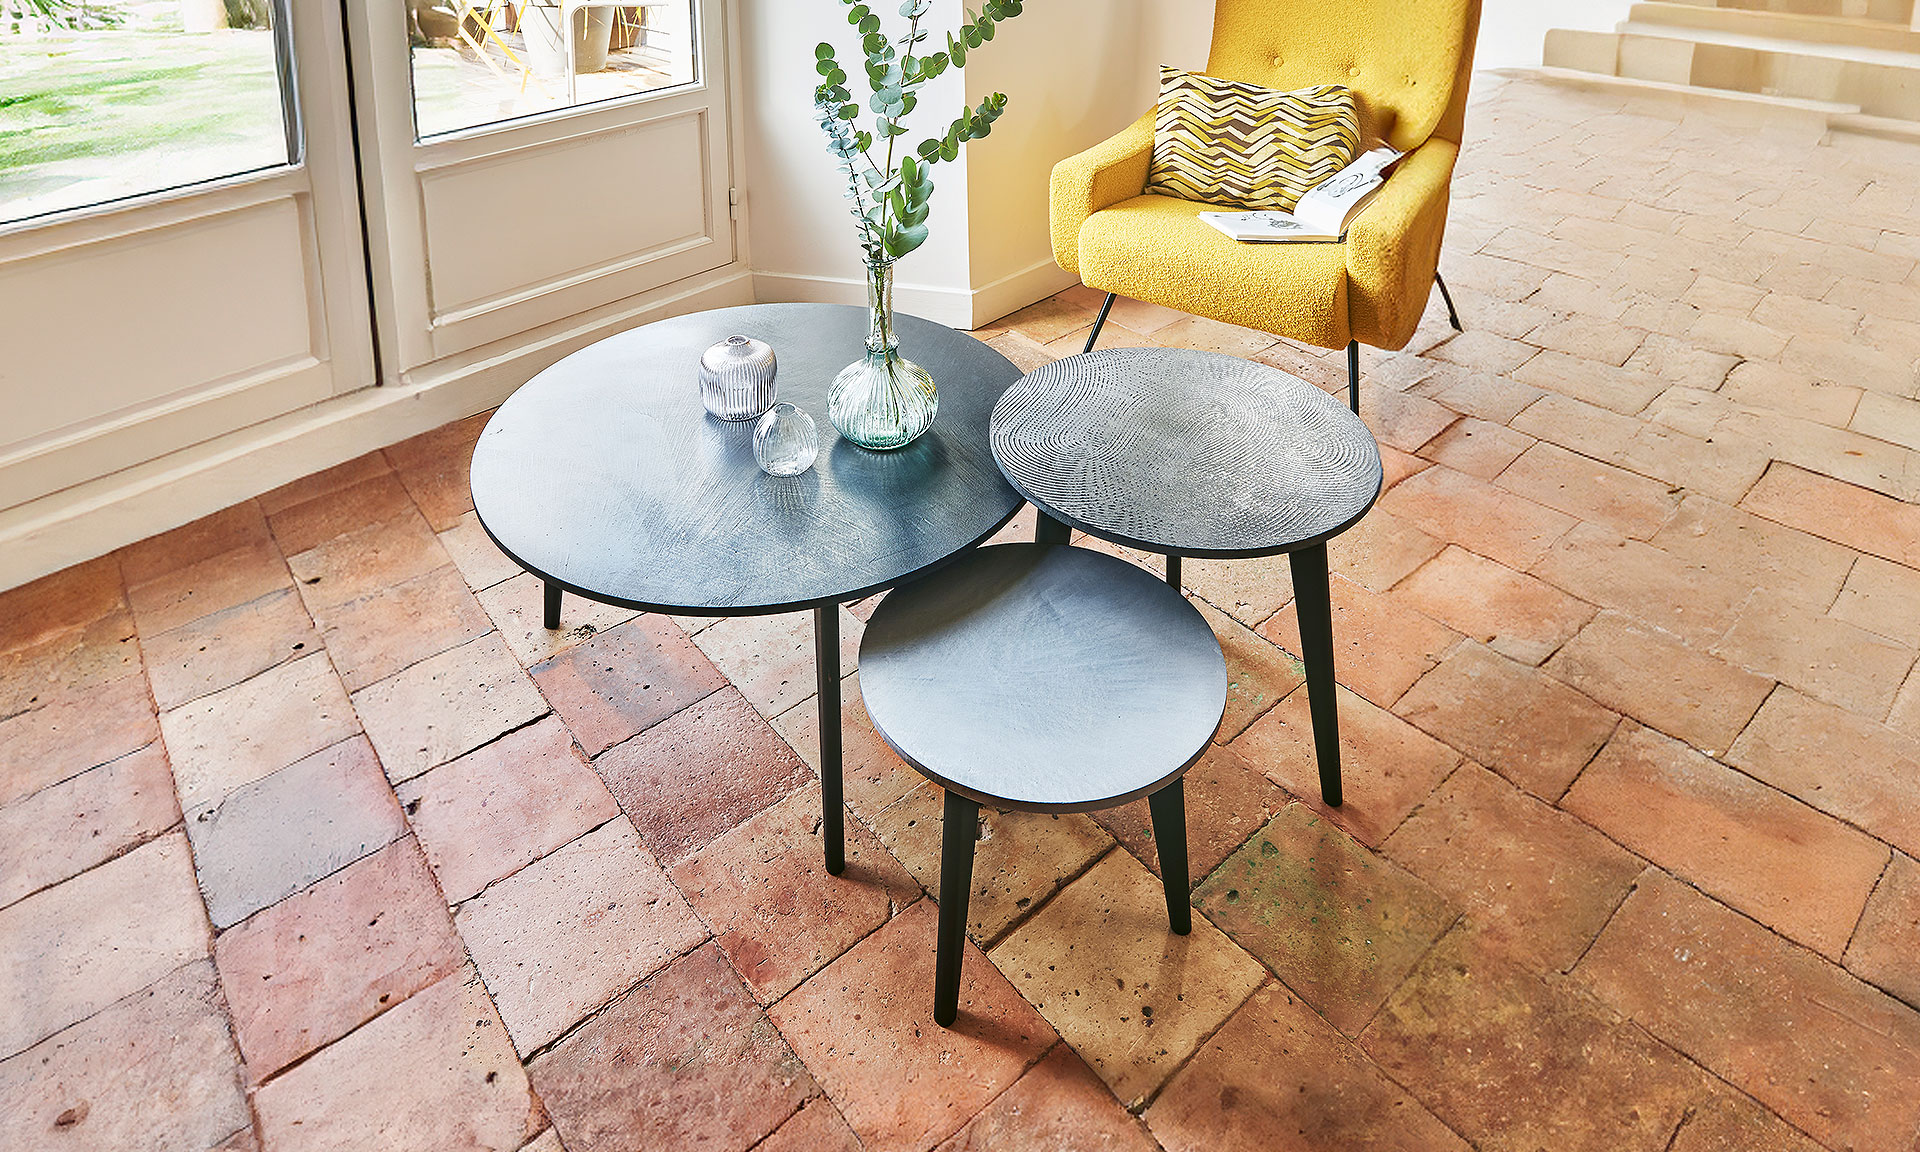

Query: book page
<box><xmin>1294</xmin><ymin>146</ymin><xmax>1403</xmax><ymax>235</ymax></box>
<box><xmin>1200</xmin><ymin>210</ymin><xmax>1339</xmax><ymax>242</ymax></box>
<box><xmin>1230</xmin><ymin>212</ymin><xmax>1315</xmax><ymax>237</ymax></box>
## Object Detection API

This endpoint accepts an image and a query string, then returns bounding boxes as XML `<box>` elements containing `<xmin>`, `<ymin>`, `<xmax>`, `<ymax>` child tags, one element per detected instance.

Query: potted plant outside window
<box><xmin>516</xmin><ymin>0</ymin><xmax>616</xmax><ymax>79</ymax></box>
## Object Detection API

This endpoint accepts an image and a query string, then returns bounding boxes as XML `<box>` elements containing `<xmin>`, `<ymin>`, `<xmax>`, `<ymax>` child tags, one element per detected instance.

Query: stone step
<box><xmin>1630</xmin><ymin>2</ymin><xmax>1920</xmax><ymax>51</ymax></box>
<box><xmin>1617</xmin><ymin>18</ymin><xmax>1920</xmax><ymax>66</ymax></box>
<box><xmin>1829</xmin><ymin>107</ymin><xmax>1920</xmax><ymax>135</ymax></box>
<box><xmin>1664</xmin><ymin>0</ymin><xmax>1912</xmax><ymax>25</ymax></box>
<box><xmin>1543</xmin><ymin>25</ymin><xmax>1920</xmax><ymax>119</ymax></box>
<box><xmin>1524</xmin><ymin>62</ymin><xmax>1864</xmax><ymax>115</ymax></box>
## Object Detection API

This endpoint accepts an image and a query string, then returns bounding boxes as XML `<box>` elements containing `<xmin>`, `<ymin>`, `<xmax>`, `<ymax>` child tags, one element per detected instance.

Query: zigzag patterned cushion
<box><xmin>1145</xmin><ymin>67</ymin><xmax>1361</xmax><ymax>213</ymax></box>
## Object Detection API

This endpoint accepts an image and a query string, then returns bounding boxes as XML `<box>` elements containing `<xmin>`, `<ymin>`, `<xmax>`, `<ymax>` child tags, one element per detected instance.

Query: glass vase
<box><xmin>828</xmin><ymin>258</ymin><xmax>938</xmax><ymax>450</ymax></box>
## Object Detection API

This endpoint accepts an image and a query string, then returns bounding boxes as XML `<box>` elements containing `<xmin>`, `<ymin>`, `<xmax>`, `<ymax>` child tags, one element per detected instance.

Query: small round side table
<box><xmin>860</xmin><ymin>544</ymin><xmax>1227</xmax><ymax>1026</ymax></box>
<box><xmin>990</xmin><ymin>347</ymin><xmax>1384</xmax><ymax>807</ymax></box>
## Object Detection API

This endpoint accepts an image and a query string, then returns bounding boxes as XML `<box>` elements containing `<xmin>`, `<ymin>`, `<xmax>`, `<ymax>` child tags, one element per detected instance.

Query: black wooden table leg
<box><xmin>1165</xmin><ymin>553</ymin><xmax>1182</xmax><ymax>590</ymax></box>
<box><xmin>1148</xmin><ymin>779</ymin><xmax>1192</xmax><ymax>935</ymax></box>
<box><xmin>1034</xmin><ymin>512</ymin><xmax>1072</xmax><ymax>546</ymax></box>
<box><xmin>814</xmin><ymin>605</ymin><xmax>846</xmax><ymax>876</ymax></box>
<box><xmin>1346</xmin><ymin>341</ymin><xmax>1361</xmax><ymax>415</ymax></box>
<box><xmin>1289</xmin><ymin>543</ymin><xmax>1343</xmax><ymax>808</ymax></box>
<box><xmin>935</xmin><ymin>790</ymin><xmax>980</xmax><ymax>1027</ymax></box>
<box><xmin>543</xmin><ymin>580</ymin><xmax>562</xmax><ymax>629</ymax></box>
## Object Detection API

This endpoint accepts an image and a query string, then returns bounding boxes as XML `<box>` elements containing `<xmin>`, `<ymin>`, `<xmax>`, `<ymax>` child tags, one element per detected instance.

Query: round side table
<box><xmin>859</xmin><ymin>544</ymin><xmax>1227</xmax><ymax>1026</ymax></box>
<box><xmin>989</xmin><ymin>347</ymin><xmax>1383</xmax><ymax>807</ymax></box>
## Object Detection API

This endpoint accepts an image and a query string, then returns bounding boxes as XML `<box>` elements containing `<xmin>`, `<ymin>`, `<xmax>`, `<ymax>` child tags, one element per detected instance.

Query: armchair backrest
<box><xmin>1206</xmin><ymin>0</ymin><xmax>1482</xmax><ymax>151</ymax></box>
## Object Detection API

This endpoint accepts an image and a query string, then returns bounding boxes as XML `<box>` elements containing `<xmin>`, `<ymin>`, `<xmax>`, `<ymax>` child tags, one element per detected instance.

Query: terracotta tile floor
<box><xmin>6</xmin><ymin>72</ymin><xmax>1920</xmax><ymax>1151</ymax></box>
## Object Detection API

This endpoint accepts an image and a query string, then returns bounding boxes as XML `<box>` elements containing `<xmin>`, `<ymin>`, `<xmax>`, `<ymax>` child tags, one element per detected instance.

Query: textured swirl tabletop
<box><xmin>860</xmin><ymin>545</ymin><xmax>1227</xmax><ymax>811</ymax></box>
<box><xmin>470</xmin><ymin>303</ymin><xmax>1024</xmax><ymax>615</ymax></box>
<box><xmin>990</xmin><ymin>348</ymin><xmax>1384</xmax><ymax>558</ymax></box>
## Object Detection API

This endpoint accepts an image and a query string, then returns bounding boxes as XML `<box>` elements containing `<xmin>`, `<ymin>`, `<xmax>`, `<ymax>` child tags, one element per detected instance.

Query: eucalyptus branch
<box><xmin>812</xmin><ymin>0</ymin><xmax>1023</xmax><ymax>262</ymax></box>
<box><xmin>883</xmin><ymin>6</ymin><xmax>921</xmax><ymax>177</ymax></box>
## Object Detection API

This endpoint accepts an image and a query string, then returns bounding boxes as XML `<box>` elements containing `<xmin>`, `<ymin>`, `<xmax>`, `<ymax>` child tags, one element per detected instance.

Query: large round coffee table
<box><xmin>470</xmin><ymin>303</ymin><xmax>1025</xmax><ymax>874</ymax></box>
<box><xmin>990</xmin><ymin>347</ymin><xmax>1384</xmax><ymax>807</ymax></box>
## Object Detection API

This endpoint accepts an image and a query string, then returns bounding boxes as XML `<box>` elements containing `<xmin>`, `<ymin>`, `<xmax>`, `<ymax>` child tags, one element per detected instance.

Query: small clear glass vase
<box><xmin>828</xmin><ymin>258</ymin><xmax>938</xmax><ymax>450</ymax></box>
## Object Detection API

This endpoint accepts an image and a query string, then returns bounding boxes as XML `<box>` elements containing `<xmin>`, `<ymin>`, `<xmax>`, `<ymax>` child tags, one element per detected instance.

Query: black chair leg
<box><xmin>814</xmin><ymin>605</ymin><xmax>846</xmax><ymax>876</ymax></box>
<box><xmin>1346</xmin><ymin>341</ymin><xmax>1360</xmax><ymax>415</ymax></box>
<box><xmin>1165</xmin><ymin>553</ymin><xmax>1182</xmax><ymax>590</ymax></box>
<box><xmin>1083</xmin><ymin>292</ymin><xmax>1117</xmax><ymax>354</ymax></box>
<box><xmin>1148</xmin><ymin>779</ymin><xmax>1192</xmax><ymax>934</ymax></box>
<box><xmin>1288</xmin><ymin>543</ymin><xmax>1343</xmax><ymax>808</ymax></box>
<box><xmin>934</xmin><ymin>790</ymin><xmax>980</xmax><ymax>1027</ymax></box>
<box><xmin>543</xmin><ymin>580</ymin><xmax>562</xmax><ymax>629</ymax></box>
<box><xmin>1435</xmin><ymin>271</ymin><xmax>1463</xmax><ymax>332</ymax></box>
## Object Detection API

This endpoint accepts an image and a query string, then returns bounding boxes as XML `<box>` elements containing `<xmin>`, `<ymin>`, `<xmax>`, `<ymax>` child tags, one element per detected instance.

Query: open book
<box><xmin>1200</xmin><ymin>146</ymin><xmax>1403</xmax><ymax>243</ymax></box>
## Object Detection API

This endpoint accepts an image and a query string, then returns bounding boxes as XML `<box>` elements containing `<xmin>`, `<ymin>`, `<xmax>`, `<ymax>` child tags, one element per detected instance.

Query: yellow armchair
<box><xmin>1050</xmin><ymin>0</ymin><xmax>1482</xmax><ymax>410</ymax></box>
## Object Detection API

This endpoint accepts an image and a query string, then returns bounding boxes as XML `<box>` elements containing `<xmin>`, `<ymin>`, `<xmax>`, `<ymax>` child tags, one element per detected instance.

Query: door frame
<box><xmin>0</xmin><ymin>0</ymin><xmax>375</xmax><ymax>513</ymax></box>
<box><xmin>343</xmin><ymin>0</ymin><xmax>745</xmax><ymax>379</ymax></box>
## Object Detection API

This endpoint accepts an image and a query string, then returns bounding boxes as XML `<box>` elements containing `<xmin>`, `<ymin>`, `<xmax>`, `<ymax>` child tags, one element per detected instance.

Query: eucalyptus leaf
<box><xmin>809</xmin><ymin>0</ymin><xmax>1022</xmax><ymax>267</ymax></box>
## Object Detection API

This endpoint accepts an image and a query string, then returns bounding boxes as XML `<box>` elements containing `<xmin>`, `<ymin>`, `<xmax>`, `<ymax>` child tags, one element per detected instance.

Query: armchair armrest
<box><xmin>1049</xmin><ymin>110</ymin><xmax>1155</xmax><ymax>275</ymax></box>
<box><xmin>1346</xmin><ymin>137</ymin><xmax>1460</xmax><ymax>349</ymax></box>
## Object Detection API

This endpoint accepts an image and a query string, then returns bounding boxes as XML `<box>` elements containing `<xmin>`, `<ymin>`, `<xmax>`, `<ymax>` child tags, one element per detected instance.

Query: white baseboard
<box><xmin>0</xmin><ymin>268</ymin><xmax>754</xmax><ymax>592</ymax></box>
<box><xmin>751</xmin><ymin>269</ymin><xmax>976</xmax><ymax>329</ymax></box>
<box><xmin>751</xmin><ymin>257</ymin><xmax>1074</xmax><ymax>331</ymax></box>
<box><xmin>965</xmin><ymin>258</ymin><xmax>1079</xmax><ymax>329</ymax></box>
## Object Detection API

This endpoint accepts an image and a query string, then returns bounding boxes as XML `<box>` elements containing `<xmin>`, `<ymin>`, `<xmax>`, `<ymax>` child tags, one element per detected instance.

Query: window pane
<box><xmin>408</xmin><ymin>2</ymin><xmax>697</xmax><ymax>140</ymax></box>
<box><xmin>0</xmin><ymin>1</ymin><xmax>294</xmax><ymax>226</ymax></box>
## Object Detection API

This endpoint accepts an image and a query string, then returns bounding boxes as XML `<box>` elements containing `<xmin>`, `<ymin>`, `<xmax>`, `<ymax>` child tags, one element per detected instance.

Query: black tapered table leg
<box><xmin>1288</xmin><ymin>543</ymin><xmax>1343</xmax><ymax>807</ymax></box>
<box><xmin>1034</xmin><ymin>512</ymin><xmax>1072</xmax><ymax>546</ymax></box>
<box><xmin>1148</xmin><ymin>779</ymin><xmax>1192</xmax><ymax>935</ymax></box>
<box><xmin>935</xmin><ymin>790</ymin><xmax>980</xmax><ymax>1027</ymax></box>
<box><xmin>1165</xmin><ymin>553</ymin><xmax>1182</xmax><ymax>590</ymax></box>
<box><xmin>1346</xmin><ymin>341</ymin><xmax>1361</xmax><ymax>415</ymax></box>
<box><xmin>543</xmin><ymin>580</ymin><xmax>562</xmax><ymax>629</ymax></box>
<box><xmin>814</xmin><ymin>605</ymin><xmax>846</xmax><ymax>876</ymax></box>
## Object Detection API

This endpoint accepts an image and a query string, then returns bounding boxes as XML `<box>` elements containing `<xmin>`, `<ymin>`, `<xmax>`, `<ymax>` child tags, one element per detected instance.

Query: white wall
<box><xmin>739</xmin><ymin>0</ymin><xmax>976</xmax><ymax>324</ymax></box>
<box><xmin>1476</xmin><ymin>0</ymin><xmax>1636</xmax><ymax>71</ymax></box>
<box><xmin>739</xmin><ymin>0</ymin><xmax>1215</xmax><ymax>327</ymax></box>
